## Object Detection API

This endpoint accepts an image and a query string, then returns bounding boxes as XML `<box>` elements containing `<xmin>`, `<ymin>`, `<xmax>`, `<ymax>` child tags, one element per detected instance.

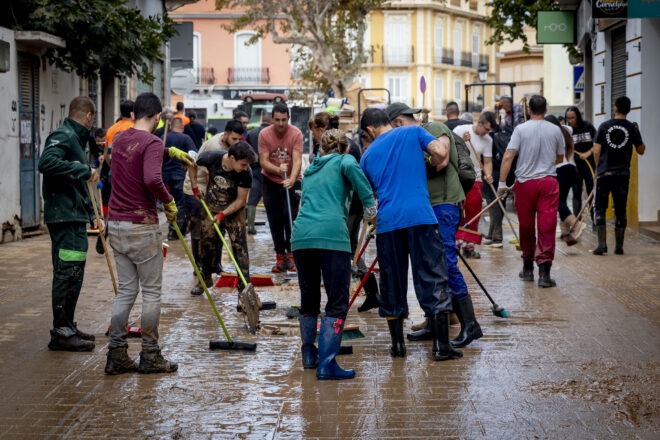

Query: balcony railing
<box><xmin>434</xmin><ymin>48</ymin><xmax>455</xmax><ymax>65</ymax></box>
<box><xmin>434</xmin><ymin>50</ymin><xmax>490</xmax><ymax>71</ymax></box>
<box><xmin>194</xmin><ymin>67</ymin><xmax>215</xmax><ymax>84</ymax></box>
<box><xmin>227</xmin><ymin>67</ymin><xmax>270</xmax><ymax>84</ymax></box>
<box><xmin>383</xmin><ymin>45</ymin><xmax>414</xmax><ymax>64</ymax></box>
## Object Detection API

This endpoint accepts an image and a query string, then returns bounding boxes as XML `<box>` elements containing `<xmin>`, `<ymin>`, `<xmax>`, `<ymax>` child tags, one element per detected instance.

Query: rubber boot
<box><xmin>138</xmin><ymin>349</ymin><xmax>178</xmax><ymax>374</ymax></box>
<box><xmin>191</xmin><ymin>238</ymin><xmax>201</xmax><ymax>269</ymax></box>
<box><xmin>357</xmin><ymin>273</ymin><xmax>380</xmax><ymax>312</ymax></box>
<box><xmin>72</xmin><ymin>322</ymin><xmax>95</xmax><ymax>341</ymax></box>
<box><xmin>246</xmin><ymin>205</ymin><xmax>257</xmax><ymax>235</ymax></box>
<box><xmin>538</xmin><ymin>262</ymin><xmax>557</xmax><ymax>288</ymax></box>
<box><xmin>615</xmin><ymin>227</ymin><xmax>625</xmax><ymax>255</ymax></box>
<box><xmin>387</xmin><ymin>318</ymin><xmax>406</xmax><ymax>357</ymax></box>
<box><xmin>190</xmin><ymin>273</ymin><xmax>213</xmax><ymax>296</ymax></box>
<box><xmin>560</xmin><ymin>215</ymin><xmax>578</xmax><ymax>246</ymax></box>
<box><xmin>48</xmin><ymin>328</ymin><xmax>95</xmax><ymax>352</ymax></box>
<box><xmin>316</xmin><ymin>316</ymin><xmax>355</xmax><ymax>380</ymax></box>
<box><xmin>298</xmin><ymin>315</ymin><xmax>318</xmax><ymax>369</ymax></box>
<box><xmin>592</xmin><ymin>225</ymin><xmax>608</xmax><ymax>255</ymax></box>
<box><xmin>430</xmin><ymin>313</ymin><xmax>462</xmax><ymax>361</ymax></box>
<box><xmin>450</xmin><ymin>295</ymin><xmax>483</xmax><ymax>348</ymax></box>
<box><xmin>519</xmin><ymin>260</ymin><xmax>534</xmax><ymax>281</ymax></box>
<box><xmin>105</xmin><ymin>346</ymin><xmax>138</xmax><ymax>375</ymax></box>
<box><xmin>407</xmin><ymin>318</ymin><xmax>431</xmax><ymax>341</ymax></box>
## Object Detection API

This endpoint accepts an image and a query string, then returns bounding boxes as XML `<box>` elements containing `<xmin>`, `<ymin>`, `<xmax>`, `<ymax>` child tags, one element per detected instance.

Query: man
<box><xmin>259</xmin><ymin>103</ymin><xmax>303</xmax><ymax>273</ymax></box>
<box><xmin>245</xmin><ymin>112</ymin><xmax>272</xmax><ymax>234</ymax></box>
<box><xmin>444</xmin><ymin>101</ymin><xmax>471</xmax><ymax>131</ymax></box>
<box><xmin>234</xmin><ymin>110</ymin><xmax>250</xmax><ymax>133</ymax></box>
<box><xmin>105</xmin><ymin>92</ymin><xmax>192</xmax><ymax>375</ymax></box>
<box><xmin>103</xmin><ymin>100</ymin><xmax>134</xmax><ymax>168</ymax></box>
<box><xmin>173</xmin><ymin>101</ymin><xmax>190</xmax><ymax>126</ymax></box>
<box><xmin>453</xmin><ymin>112</ymin><xmax>497</xmax><ymax>258</ymax></box>
<box><xmin>498</xmin><ymin>95</ymin><xmax>565</xmax><ymax>288</ymax></box>
<box><xmin>386</xmin><ymin>103</ymin><xmax>483</xmax><ymax>349</ymax></box>
<box><xmin>587</xmin><ymin>96</ymin><xmax>645</xmax><ymax>255</ymax></box>
<box><xmin>162</xmin><ymin>117</ymin><xmax>197</xmax><ymax>239</ymax></box>
<box><xmin>183</xmin><ymin>120</ymin><xmax>245</xmax><ymax>273</ymax></box>
<box><xmin>154</xmin><ymin>107</ymin><xmax>174</xmax><ymax>138</ymax></box>
<box><xmin>189</xmin><ymin>142</ymin><xmax>255</xmax><ymax>297</ymax></box>
<box><xmin>38</xmin><ymin>96</ymin><xmax>102</xmax><ymax>352</ymax></box>
<box><xmin>482</xmin><ymin>122</ymin><xmax>513</xmax><ymax>248</ymax></box>
<box><xmin>360</xmin><ymin>108</ymin><xmax>462</xmax><ymax>361</ymax></box>
<box><xmin>184</xmin><ymin>111</ymin><xmax>205</xmax><ymax>148</ymax></box>
<box><xmin>499</xmin><ymin>96</ymin><xmax>525</xmax><ymax>129</ymax></box>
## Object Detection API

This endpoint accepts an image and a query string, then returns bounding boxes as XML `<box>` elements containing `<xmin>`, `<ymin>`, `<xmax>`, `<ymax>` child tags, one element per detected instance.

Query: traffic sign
<box><xmin>420</xmin><ymin>75</ymin><xmax>426</xmax><ymax>94</ymax></box>
<box><xmin>171</xmin><ymin>69</ymin><xmax>195</xmax><ymax>95</ymax></box>
<box><xmin>573</xmin><ymin>66</ymin><xmax>584</xmax><ymax>92</ymax></box>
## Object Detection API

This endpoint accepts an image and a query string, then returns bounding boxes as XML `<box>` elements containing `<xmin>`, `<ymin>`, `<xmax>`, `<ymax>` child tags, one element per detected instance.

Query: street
<box><xmin>0</xmin><ymin>209</ymin><xmax>658</xmax><ymax>439</ymax></box>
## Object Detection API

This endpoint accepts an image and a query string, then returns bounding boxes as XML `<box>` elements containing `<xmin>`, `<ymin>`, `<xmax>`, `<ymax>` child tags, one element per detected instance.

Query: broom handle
<box><xmin>199</xmin><ymin>198</ymin><xmax>248</xmax><ymax>287</ymax></box>
<box><xmin>462</xmin><ymin>193</ymin><xmax>506</xmax><ymax>228</ymax></box>
<box><xmin>348</xmin><ymin>256</ymin><xmax>379</xmax><ymax>311</ymax></box>
<box><xmin>353</xmin><ymin>220</ymin><xmax>368</xmax><ymax>265</ymax></box>
<box><xmin>283</xmin><ymin>171</ymin><xmax>294</xmax><ymax>230</ymax></box>
<box><xmin>86</xmin><ymin>181</ymin><xmax>117</xmax><ymax>296</ymax></box>
<box><xmin>172</xmin><ymin>221</ymin><xmax>232</xmax><ymax>343</ymax></box>
<box><xmin>353</xmin><ymin>223</ymin><xmax>374</xmax><ymax>266</ymax></box>
<box><xmin>457</xmin><ymin>250</ymin><xmax>497</xmax><ymax>307</ymax></box>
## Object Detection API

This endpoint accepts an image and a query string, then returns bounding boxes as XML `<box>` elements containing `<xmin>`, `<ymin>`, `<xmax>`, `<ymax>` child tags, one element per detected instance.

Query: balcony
<box><xmin>383</xmin><ymin>45</ymin><xmax>414</xmax><ymax>64</ymax></box>
<box><xmin>194</xmin><ymin>67</ymin><xmax>215</xmax><ymax>85</ymax></box>
<box><xmin>434</xmin><ymin>48</ymin><xmax>455</xmax><ymax>65</ymax></box>
<box><xmin>227</xmin><ymin>67</ymin><xmax>270</xmax><ymax>84</ymax></box>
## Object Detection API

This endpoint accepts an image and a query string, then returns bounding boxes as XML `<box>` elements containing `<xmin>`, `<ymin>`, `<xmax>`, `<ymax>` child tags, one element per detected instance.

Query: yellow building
<box><xmin>358</xmin><ymin>0</ymin><xmax>497</xmax><ymax>119</ymax></box>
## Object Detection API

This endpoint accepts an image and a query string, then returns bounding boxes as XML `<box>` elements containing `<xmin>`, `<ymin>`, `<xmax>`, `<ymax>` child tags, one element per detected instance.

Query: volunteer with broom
<box><xmin>290</xmin><ymin>129</ymin><xmax>376</xmax><ymax>380</ymax></box>
<box><xmin>188</xmin><ymin>142</ymin><xmax>256</xmax><ymax>297</ymax></box>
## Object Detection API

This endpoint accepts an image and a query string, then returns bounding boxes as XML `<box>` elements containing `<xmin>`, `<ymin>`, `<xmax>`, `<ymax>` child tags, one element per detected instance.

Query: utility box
<box><xmin>0</xmin><ymin>40</ymin><xmax>10</xmax><ymax>72</ymax></box>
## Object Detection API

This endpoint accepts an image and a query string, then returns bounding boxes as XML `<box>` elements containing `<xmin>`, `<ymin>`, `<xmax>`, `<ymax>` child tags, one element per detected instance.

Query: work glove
<box><xmin>214</xmin><ymin>212</ymin><xmax>225</xmax><ymax>225</ymax></box>
<box><xmin>97</xmin><ymin>181</ymin><xmax>104</xmax><ymax>190</ymax></box>
<box><xmin>192</xmin><ymin>187</ymin><xmax>202</xmax><ymax>201</ymax></box>
<box><xmin>496</xmin><ymin>182</ymin><xmax>512</xmax><ymax>198</ymax></box>
<box><xmin>363</xmin><ymin>205</ymin><xmax>377</xmax><ymax>223</ymax></box>
<box><xmin>168</xmin><ymin>147</ymin><xmax>195</xmax><ymax>168</ymax></box>
<box><xmin>164</xmin><ymin>199</ymin><xmax>178</xmax><ymax>223</ymax></box>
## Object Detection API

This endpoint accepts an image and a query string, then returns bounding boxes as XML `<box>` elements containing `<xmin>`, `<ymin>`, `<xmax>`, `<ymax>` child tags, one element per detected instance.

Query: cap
<box><xmin>386</xmin><ymin>102</ymin><xmax>422</xmax><ymax>122</ymax></box>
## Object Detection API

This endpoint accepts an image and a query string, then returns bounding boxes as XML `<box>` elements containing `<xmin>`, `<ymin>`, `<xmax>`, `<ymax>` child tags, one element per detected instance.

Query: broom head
<box><xmin>209</xmin><ymin>340</ymin><xmax>257</xmax><ymax>351</ymax></box>
<box><xmin>456</xmin><ymin>227</ymin><xmax>482</xmax><ymax>245</ymax></box>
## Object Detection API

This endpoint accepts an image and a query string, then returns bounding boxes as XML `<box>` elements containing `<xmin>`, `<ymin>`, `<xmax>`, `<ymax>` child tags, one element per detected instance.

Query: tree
<box><xmin>4</xmin><ymin>0</ymin><xmax>176</xmax><ymax>82</ymax></box>
<box><xmin>216</xmin><ymin>0</ymin><xmax>386</xmax><ymax>97</ymax></box>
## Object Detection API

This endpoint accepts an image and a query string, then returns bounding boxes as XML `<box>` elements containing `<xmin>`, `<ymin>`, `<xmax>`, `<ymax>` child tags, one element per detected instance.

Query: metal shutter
<box><xmin>611</xmin><ymin>27</ymin><xmax>626</xmax><ymax>115</ymax></box>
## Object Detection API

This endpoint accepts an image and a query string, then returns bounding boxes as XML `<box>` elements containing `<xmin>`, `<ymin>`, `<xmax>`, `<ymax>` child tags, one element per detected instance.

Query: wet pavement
<box><xmin>0</xmin><ymin>207</ymin><xmax>659</xmax><ymax>439</ymax></box>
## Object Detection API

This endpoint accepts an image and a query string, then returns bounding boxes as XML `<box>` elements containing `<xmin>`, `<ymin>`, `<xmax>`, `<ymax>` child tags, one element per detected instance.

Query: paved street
<box><xmin>0</xmin><ymin>210</ymin><xmax>659</xmax><ymax>439</ymax></box>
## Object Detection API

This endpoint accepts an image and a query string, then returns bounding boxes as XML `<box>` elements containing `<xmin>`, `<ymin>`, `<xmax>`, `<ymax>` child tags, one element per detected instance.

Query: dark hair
<box><xmin>360</xmin><ymin>108</ymin><xmax>391</xmax><ymax>131</ymax></box>
<box><xmin>565</xmin><ymin>106</ymin><xmax>584</xmax><ymax>128</ymax></box>
<box><xmin>228</xmin><ymin>141</ymin><xmax>256</xmax><ymax>164</ymax></box>
<box><xmin>176</xmin><ymin>101</ymin><xmax>184</xmax><ymax>111</ymax></box>
<box><xmin>500</xmin><ymin>96</ymin><xmax>513</xmax><ymax>104</ymax></box>
<box><xmin>119</xmin><ymin>100</ymin><xmax>134</xmax><ymax>118</ymax></box>
<box><xmin>321</xmin><ymin>129</ymin><xmax>348</xmax><ymax>155</ymax></box>
<box><xmin>233</xmin><ymin>110</ymin><xmax>249</xmax><ymax>120</ymax></box>
<box><xmin>308</xmin><ymin>112</ymin><xmax>339</xmax><ymax>130</ymax></box>
<box><xmin>545</xmin><ymin>115</ymin><xmax>573</xmax><ymax>160</ymax></box>
<box><xmin>134</xmin><ymin>93</ymin><xmax>163</xmax><ymax>120</ymax></box>
<box><xmin>187</xmin><ymin>111</ymin><xmax>197</xmax><ymax>120</ymax></box>
<box><xmin>528</xmin><ymin>95</ymin><xmax>547</xmax><ymax>115</ymax></box>
<box><xmin>272</xmin><ymin>102</ymin><xmax>289</xmax><ymax>117</ymax></box>
<box><xmin>68</xmin><ymin>96</ymin><xmax>95</xmax><ymax>119</ymax></box>
<box><xmin>171</xmin><ymin>117</ymin><xmax>184</xmax><ymax>128</ymax></box>
<box><xmin>94</xmin><ymin>127</ymin><xmax>106</xmax><ymax>138</ymax></box>
<box><xmin>479</xmin><ymin>111</ymin><xmax>497</xmax><ymax>128</ymax></box>
<box><xmin>208</xmin><ymin>126</ymin><xmax>219</xmax><ymax>136</ymax></box>
<box><xmin>446</xmin><ymin>101</ymin><xmax>460</xmax><ymax>116</ymax></box>
<box><xmin>615</xmin><ymin>96</ymin><xmax>631</xmax><ymax>115</ymax></box>
<box><xmin>224</xmin><ymin>119</ymin><xmax>245</xmax><ymax>135</ymax></box>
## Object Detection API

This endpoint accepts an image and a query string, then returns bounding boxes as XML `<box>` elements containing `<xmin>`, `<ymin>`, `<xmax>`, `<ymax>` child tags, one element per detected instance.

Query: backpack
<box><xmin>451</xmin><ymin>133</ymin><xmax>476</xmax><ymax>195</ymax></box>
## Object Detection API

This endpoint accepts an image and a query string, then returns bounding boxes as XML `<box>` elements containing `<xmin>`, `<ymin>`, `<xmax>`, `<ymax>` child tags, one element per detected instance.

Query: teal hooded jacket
<box><xmin>291</xmin><ymin>153</ymin><xmax>375</xmax><ymax>253</ymax></box>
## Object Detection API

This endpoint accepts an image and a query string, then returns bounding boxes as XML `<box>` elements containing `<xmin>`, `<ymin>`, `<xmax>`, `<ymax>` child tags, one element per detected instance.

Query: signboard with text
<box><xmin>593</xmin><ymin>0</ymin><xmax>628</xmax><ymax>18</ymax></box>
<box><xmin>537</xmin><ymin>11</ymin><xmax>576</xmax><ymax>44</ymax></box>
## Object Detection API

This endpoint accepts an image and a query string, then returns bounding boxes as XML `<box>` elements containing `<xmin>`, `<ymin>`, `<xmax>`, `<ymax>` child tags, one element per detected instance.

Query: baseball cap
<box><xmin>385</xmin><ymin>102</ymin><xmax>421</xmax><ymax>122</ymax></box>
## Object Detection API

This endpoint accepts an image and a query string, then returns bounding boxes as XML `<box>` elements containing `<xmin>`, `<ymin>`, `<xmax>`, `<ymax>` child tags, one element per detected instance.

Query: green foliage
<box><xmin>4</xmin><ymin>0</ymin><xmax>176</xmax><ymax>81</ymax></box>
<box><xmin>216</xmin><ymin>0</ymin><xmax>385</xmax><ymax>96</ymax></box>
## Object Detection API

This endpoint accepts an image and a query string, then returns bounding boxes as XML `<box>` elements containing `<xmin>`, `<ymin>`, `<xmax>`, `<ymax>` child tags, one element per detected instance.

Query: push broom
<box><xmin>455</xmin><ymin>193</ymin><xmax>508</xmax><ymax>245</ymax></box>
<box><xmin>172</xmin><ymin>221</ymin><xmax>256</xmax><ymax>351</ymax></box>
<box><xmin>457</xmin><ymin>251</ymin><xmax>509</xmax><ymax>318</ymax></box>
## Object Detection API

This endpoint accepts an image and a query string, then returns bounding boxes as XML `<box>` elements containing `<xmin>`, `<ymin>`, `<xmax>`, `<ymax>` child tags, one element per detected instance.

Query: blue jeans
<box><xmin>433</xmin><ymin>204</ymin><xmax>468</xmax><ymax>299</ymax></box>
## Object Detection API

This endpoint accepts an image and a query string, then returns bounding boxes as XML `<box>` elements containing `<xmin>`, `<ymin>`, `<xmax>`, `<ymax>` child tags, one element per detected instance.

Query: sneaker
<box><xmin>138</xmin><ymin>349</ymin><xmax>178</xmax><ymax>374</ymax></box>
<box><xmin>483</xmin><ymin>239</ymin><xmax>503</xmax><ymax>248</ymax></box>
<box><xmin>462</xmin><ymin>249</ymin><xmax>481</xmax><ymax>259</ymax></box>
<box><xmin>48</xmin><ymin>330</ymin><xmax>95</xmax><ymax>352</ymax></box>
<box><xmin>72</xmin><ymin>322</ymin><xmax>95</xmax><ymax>341</ymax></box>
<box><xmin>271</xmin><ymin>254</ymin><xmax>287</xmax><ymax>273</ymax></box>
<box><xmin>286</xmin><ymin>253</ymin><xmax>296</xmax><ymax>272</ymax></box>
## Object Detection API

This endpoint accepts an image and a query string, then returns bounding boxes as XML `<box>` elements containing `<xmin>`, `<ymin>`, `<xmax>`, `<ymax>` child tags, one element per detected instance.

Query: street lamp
<box><xmin>478</xmin><ymin>63</ymin><xmax>488</xmax><ymax>82</ymax></box>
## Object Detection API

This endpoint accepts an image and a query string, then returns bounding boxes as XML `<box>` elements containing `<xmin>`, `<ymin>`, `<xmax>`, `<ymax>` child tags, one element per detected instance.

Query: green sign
<box><xmin>629</xmin><ymin>0</ymin><xmax>660</xmax><ymax>18</ymax></box>
<box><xmin>536</xmin><ymin>11</ymin><xmax>576</xmax><ymax>44</ymax></box>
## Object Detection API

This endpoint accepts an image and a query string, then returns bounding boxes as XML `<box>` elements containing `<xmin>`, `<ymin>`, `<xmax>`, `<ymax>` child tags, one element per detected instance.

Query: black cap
<box><xmin>385</xmin><ymin>102</ymin><xmax>421</xmax><ymax>122</ymax></box>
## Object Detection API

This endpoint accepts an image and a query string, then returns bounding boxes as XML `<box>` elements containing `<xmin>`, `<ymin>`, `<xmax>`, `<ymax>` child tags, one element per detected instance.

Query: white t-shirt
<box><xmin>183</xmin><ymin>133</ymin><xmax>225</xmax><ymax>195</ymax></box>
<box><xmin>453</xmin><ymin>124</ymin><xmax>493</xmax><ymax>178</ymax></box>
<box><xmin>507</xmin><ymin>120</ymin><xmax>565</xmax><ymax>183</ymax></box>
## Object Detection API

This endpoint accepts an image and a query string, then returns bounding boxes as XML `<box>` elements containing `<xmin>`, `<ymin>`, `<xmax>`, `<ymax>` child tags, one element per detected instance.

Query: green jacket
<box><xmin>291</xmin><ymin>153</ymin><xmax>375</xmax><ymax>253</ymax></box>
<box><xmin>38</xmin><ymin>118</ymin><xmax>94</xmax><ymax>225</ymax></box>
<box><xmin>423</xmin><ymin>122</ymin><xmax>465</xmax><ymax>206</ymax></box>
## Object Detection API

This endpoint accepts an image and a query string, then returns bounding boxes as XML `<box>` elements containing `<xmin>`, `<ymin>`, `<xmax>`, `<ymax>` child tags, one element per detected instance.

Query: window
<box><xmin>434</xmin><ymin>76</ymin><xmax>444</xmax><ymax>113</ymax></box>
<box><xmin>434</xmin><ymin>22</ymin><xmax>443</xmax><ymax>63</ymax></box>
<box><xmin>234</xmin><ymin>32</ymin><xmax>261</xmax><ymax>83</ymax></box>
<box><xmin>384</xmin><ymin>16</ymin><xmax>411</xmax><ymax>63</ymax></box>
<box><xmin>472</xmin><ymin>31</ymin><xmax>480</xmax><ymax>67</ymax></box>
<box><xmin>454</xmin><ymin>25</ymin><xmax>462</xmax><ymax>66</ymax></box>
<box><xmin>454</xmin><ymin>79</ymin><xmax>462</xmax><ymax>109</ymax></box>
<box><xmin>387</xmin><ymin>76</ymin><xmax>410</xmax><ymax>104</ymax></box>
<box><xmin>193</xmin><ymin>32</ymin><xmax>201</xmax><ymax>72</ymax></box>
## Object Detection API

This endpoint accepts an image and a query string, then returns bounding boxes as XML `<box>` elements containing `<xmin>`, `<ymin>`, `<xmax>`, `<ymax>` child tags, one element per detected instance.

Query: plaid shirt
<box><xmin>501</xmin><ymin>104</ymin><xmax>526</xmax><ymax>129</ymax></box>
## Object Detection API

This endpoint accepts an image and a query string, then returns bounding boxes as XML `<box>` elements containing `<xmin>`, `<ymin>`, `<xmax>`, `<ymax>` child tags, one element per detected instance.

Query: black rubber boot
<box><xmin>48</xmin><ymin>328</ymin><xmax>95</xmax><ymax>352</ymax></box>
<box><xmin>246</xmin><ymin>205</ymin><xmax>257</xmax><ymax>235</ymax></box>
<box><xmin>450</xmin><ymin>295</ymin><xmax>483</xmax><ymax>348</ymax></box>
<box><xmin>72</xmin><ymin>322</ymin><xmax>95</xmax><ymax>341</ymax></box>
<box><xmin>593</xmin><ymin>225</ymin><xmax>608</xmax><ymax>255</ymax></box>
<box><xmin>406</xmin><ymin>319</ymin><xmax>432</xmax><ymax>341</ymax></box>
<box><xmin>519</xmin><ymin>260</ymin><xmax>534</xmax><ymax>281</ymax></box>
<box><xmin>387</xmin><ymin>318</ymin><xmax>406</xmax><ymax>357</ymax></box>
<box><xmin>191</xmin><ymin>238</ymin><xmax>200</xmax><ymax>269</ymax></box>
<box><xmin>95</xmin><ymin>235</ymin><xmax>104</xmax><ymax>254</ymax></box>
<box><xmin>430</xmin><ymin>313</ymin><xmax>462</xmax><ymax>361</ymax></box>
<box><xmin>615</xmin><ymin>227</ymin><xmax>625</xmax><ymax>255</ymax></box>
<box><xmin>105</xmin><ymin>347</ymin><xmax>138</xmax><ymax>375</ymax></box>
<box><xmin>298</xmin><ymin>315</ymin><xmax>318</xmax><ymax>369</ymax></box>
<box><xmin>538</xmin><ymin>262</ymin><xmax>557</xmax><ymax>288</ymax></box>
<box><xmin>357</xmin><ymin>273</ymin><xmax>380</xmax><ymax>312</ymax></box>
<box><xmin>138</xmin><ymin>349</ymin><xmax>178</xmax><ymax>374</ymax></box>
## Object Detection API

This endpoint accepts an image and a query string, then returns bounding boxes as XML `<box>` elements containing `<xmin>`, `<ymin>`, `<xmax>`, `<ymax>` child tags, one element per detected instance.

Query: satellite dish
<box><xmin>170</xmin><ymin>69</ymin><xmax>195</xmax><ymax>95</ymax></box>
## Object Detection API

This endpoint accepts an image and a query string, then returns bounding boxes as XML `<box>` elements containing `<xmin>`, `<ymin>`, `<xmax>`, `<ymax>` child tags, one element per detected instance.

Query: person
<box><xmin>565</xmin><ymin>106</ymin><xmax>597</xmax><ymax>221</ymax></box>
<box><xmin>459</xmin><ymin>112</ymin><xmax>474</xmax><ymax>123</ymax></box>
<box><xmin>189</xmin><ymin>142</ymin><xmax>255</xmax><ymax>297</ymax></box>
<box><xmin>453</xmin><ymin>112</ymin><xmax>497</xmax><ymax>258</ymax></box>
<box><xmin>162</xmin><ymin>117</ymin><xmax>197</xmax><ymax>239</ymax></box>
<box><xmin>360</xmin><ymin>108</ymin><xmax>462</xmax><ymax>361</ymax></box>
<box><xmin>154</xmin><ymin>107</ymin><xmax>174</xmax><ymax>138</ymax></box>
<box><xmin>385</xmin><ymin>102</ymin><xmax>483</xmax><ymax>348</ymax></box>
<box><xmin>184</xmin><ymin>111</ymin><xmax>205</xmax><ymax>148</ymax></box>
<box><xmin>498</xmin><ymin>95</ymin><xmax>565</xmax><ymax>288</ymax></box>
<box><xmin>291</xmin><ymin>129</ymin><xmax>377</xmax><ymax>380</ymax></box>
<box><xmin>444</xmin><ymin>101</ymin><xmax>471</xmax><ymax>131</ymax></box>
<box><xmin>308</xmin><ymin>112</ymin><xmax>340</xmax><ymax>161</ymax></box>
<box><xmin>173</xmin><ymin>101</ymin><xmax>190</xmax><ymax>126</ymax></box>
<box><xmin>234</xmin><ymin>110</ymin><xmax>250</xmax><ymax>133</ymax></box>
<box><xmin>105</xmin><ymin>92</ymin><xmax>193</xmax><ymax>375</ymax></box>
<box><xmin>103</xmin><ymin>100</ymin><xmax>134</xmax><ymax>168</ymax></box>
<box><xmin>183</xmin><ymin>120</ymin><xmax>245</xmax><ymax>273</ymax></box>
<box><xmin>38</xmin><ymin>96</ymin><xmax>101</xmax><ymax>352</ymax></box>
<box><xmin>245</xmin><ymin>112</ymin><xmax>272</xmax><ymax>234</ymax></box>
<box><xmin>89</xmin><ymin>128</ymin><xmax>108</xmax><ymax>255</ymax></box>
<box><xmin>590</xmin><ymin>96</ymin><xmax>645</xmax><ymax>255</ymax></box>
<box><xmin>499</xmin><ymin>96</ymin><xmax>526</xmax><ymax>129</ymax></box>
<box><xmin>546</xmin><ymin>115</ymin><xmax>581</xmax><ymax>245</ymax></box>
<box><xmin>482</xmin><ymin>122</ymin><xmax>513</xmax><ymax>248</ymax></box>
<box><xmin>259</xmin><ymin>102</ymin><xmax>303</xmax><ymax>273</ymax></box>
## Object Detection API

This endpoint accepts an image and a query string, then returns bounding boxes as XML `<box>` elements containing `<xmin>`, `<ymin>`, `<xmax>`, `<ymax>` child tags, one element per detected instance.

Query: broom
<box><xmin>456</xmin><ymin>193</ymin><xmax>508</xmax><ymax>245</ymax></box>
<box><xmin>457</xmin><ymin>251</ymin><xmax>509</xmax><ymax>318</ymax></box>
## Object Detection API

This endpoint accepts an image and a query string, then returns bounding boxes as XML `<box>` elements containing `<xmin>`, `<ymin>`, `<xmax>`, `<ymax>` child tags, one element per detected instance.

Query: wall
<box><xmin>543</xmin><ymin>45</ymin><xmax>573</xmax><ymax>107</ymax></box>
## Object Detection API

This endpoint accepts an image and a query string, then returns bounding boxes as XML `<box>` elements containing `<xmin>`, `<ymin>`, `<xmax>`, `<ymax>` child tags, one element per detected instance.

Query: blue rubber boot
<box><xmin>316</xmin><ymin>316</ymin><xmax>355</xmax><ymax>381</ymax></box>
<box><xmin>298</xmin><ymin>315</ymin><xmax>318</xmax><ymax>369</ymax></box>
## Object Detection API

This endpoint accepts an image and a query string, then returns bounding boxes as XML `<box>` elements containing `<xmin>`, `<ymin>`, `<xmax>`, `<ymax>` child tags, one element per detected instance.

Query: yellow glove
<box><xmin>168</xmin><ymin>146</ymin><xmax>195</xmax><ymax>168</ymax></box>
<box><xmin>164</xmin><ymin>199</ymin><xmax>178</xmax><ymax>223</ymax></box>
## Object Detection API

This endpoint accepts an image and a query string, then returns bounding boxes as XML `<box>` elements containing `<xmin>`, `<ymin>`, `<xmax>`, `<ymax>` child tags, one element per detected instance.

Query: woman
<box><xmin>546</xmin><ymin>115</ymin><xmax>582</xmax><ymax>245</ymax></box>
<box><xmin>291</xmin><ymin>129</ymin><xmax>377</xmax><ymax>381</ymax></box>
<box><xmin>565</xmin><ymin>106</ymin><xmax>597</xmax><ymax>219</ymax></box>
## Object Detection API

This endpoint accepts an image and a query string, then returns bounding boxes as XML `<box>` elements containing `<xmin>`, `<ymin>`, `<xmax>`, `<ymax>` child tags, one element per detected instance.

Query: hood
<box><xmin>304</xmin><ymin>153</ymin><xmax>341</xmax><ymax>177</ymax></box>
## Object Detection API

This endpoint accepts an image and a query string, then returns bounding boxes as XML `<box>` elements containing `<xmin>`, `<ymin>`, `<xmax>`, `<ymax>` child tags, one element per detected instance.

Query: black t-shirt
<box><xmin>347</xmin><ymin>138</ymin><xmax>364</xmax><ymax>215</ymax></box>
<box><xmin>246</xmin><ymin>123</ymin><xmax>268</xmax><ymax>169</ymax></box>
<box><xmin>196</xmin><ymin>150</ymin><xmax>252</xmax><ymax>211</ymax></box>
<box><xmin>595</xmin><ymin>118</ymin><xmax>643</xmax><ymax>176</ymax></box>
<box><xmin>572</xmin><ymin>121</ymin><xmax>597</xmax><ymax>153</ymax></box>
<box><xmin>444</xmin><ymin>118</ymin><xmax>471</xmax><ymax>131</ymax></box>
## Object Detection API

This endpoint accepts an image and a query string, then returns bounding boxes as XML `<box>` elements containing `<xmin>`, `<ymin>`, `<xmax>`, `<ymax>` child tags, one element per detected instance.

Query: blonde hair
<box><xmin>320</xmin><ymin>129</ymin><xmax>348</xmax><ymax>155</ymax></box>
